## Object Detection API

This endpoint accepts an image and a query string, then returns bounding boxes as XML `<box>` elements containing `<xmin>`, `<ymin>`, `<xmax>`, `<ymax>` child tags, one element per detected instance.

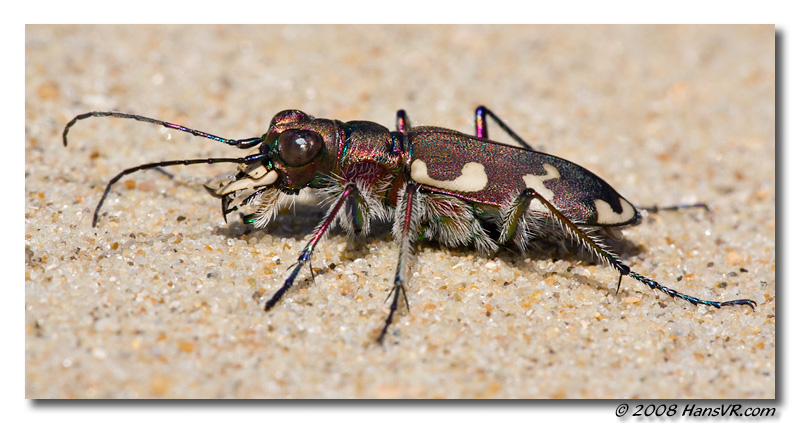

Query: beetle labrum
<box><xmin>62</xmin><ymin>106</ymin><xmax>756</xmax><ymax>343</ymax></box>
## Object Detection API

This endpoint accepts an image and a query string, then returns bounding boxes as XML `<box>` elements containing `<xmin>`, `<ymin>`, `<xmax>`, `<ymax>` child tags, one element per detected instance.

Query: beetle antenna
<box><xmin>63</xmin><ymin>111</ymin><xmax>262</xmax><ymax>149</ymax></box>
<box><xmin>92</xmin><ymin>154</ymin><xmax>265</xmax><ymax>227</ymax></box>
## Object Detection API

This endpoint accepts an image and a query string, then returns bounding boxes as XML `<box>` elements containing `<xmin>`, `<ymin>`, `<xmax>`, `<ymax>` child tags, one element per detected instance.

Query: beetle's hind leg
<box><xmin>638</xmin><ymin>202</ymin><xmax>711</xmax><ymax>220</ymax></box>
<box><xmin>478</xmin><ymin>109</ymin><xmax>712</xmax><ymax>219</ymax></box>
<box><xmin>501</xmin><ymin>188</ymin><xmax>756</xmax><ymax>310</ymax></box>
<box><xmin>639</xmin><ymin>203</ymin><xmax>710</xmax><ymax>213</ymax></box>
<box><xmin>633</xmin><ymin>202</ymin><xmax>713</xmax><ymax>231</ymax></box>
<box><xmin>400</xmin><ymin>106</ymin><xmax>537</xmax><ymax>151</ymax></box>
<box><xmin>474</xmin><ymin>106</ymin><xmax>536</xmax><ymax>151</ymax></box>
<box><xmin>396</xmin><ymin>109</ymin><xmax>410</xmax><ymax>134</ymax></box>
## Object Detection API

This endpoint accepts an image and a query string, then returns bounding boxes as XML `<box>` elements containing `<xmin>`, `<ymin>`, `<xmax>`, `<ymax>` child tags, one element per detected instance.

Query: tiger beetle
<box><xmin>62</xmin><ymin>106</ymin><xmax>756</xmax><ymax>343</ymax></box>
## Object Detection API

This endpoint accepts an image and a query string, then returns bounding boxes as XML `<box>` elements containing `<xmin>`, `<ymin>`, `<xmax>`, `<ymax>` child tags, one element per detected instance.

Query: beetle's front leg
<box><xmin>377</xmin><ymin>182</ymin><xmax>422</xmax><ymax>344</ymax></box>
<box><xmin>263</xmin><ymin>183</ymin><xmax>360</xmax><ymax>311</ymax></box>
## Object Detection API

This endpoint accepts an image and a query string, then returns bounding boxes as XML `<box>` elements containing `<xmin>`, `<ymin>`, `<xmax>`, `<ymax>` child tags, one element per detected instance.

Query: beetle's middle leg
<box><xmin>263</xmin><ymin>183</ymin><xmax>361</xmax><ymax>311</ymax></box>
<box><xmin>377</xmin><ymin>182</ymin><xmax>422</xmax><ymax>344</ymax></box>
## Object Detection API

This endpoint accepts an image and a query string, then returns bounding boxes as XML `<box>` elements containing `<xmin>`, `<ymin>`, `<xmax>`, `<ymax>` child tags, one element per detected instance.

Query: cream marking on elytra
<box><xmin>522</xmin><ymin>163</ymin><xmax>561</xmax><ymax>204</ymax></box>
<box><xmin>594</xmin><ymin>197</ymin><xmax>636</xmax><ymax>225</ymax></box>
<box><xmin>214</xmin><ymin>169</ymin><xmax>278</xmax><ymax>196</ymax></box>
<box><xmin>411</xmin><ymin>160</ymin><xmax>488</xmax><ymax>192</ymax></box>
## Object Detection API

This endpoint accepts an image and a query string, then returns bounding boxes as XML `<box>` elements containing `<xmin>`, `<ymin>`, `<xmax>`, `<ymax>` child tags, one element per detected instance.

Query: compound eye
<box><xmin>277</xmin><ymin>129</ymin><xmax>324</xmax><ymax>167</ymax></box>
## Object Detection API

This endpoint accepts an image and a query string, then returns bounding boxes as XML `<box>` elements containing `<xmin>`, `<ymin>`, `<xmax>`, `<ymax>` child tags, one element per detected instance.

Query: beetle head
<box><xmin>204</xmin><ymin>110</ymin><xmax>339</xmax><ymax>220</ymax></box>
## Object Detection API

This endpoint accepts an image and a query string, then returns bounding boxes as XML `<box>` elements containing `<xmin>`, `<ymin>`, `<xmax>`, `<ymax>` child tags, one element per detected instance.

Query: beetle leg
<box><xmin>393</xmin><ymin>110</ymin><xmax>409</xmax><ymax>157</ymax></box>
<box><xmin>638</xmin><ymin>202</ymin><xmax>712</xmax><ymax>222</ymax></box>
<box><xmin>400</xmin><ymin>106</ymin><xmax>535</xmax><ymax>151</ymax></box>
<box><xmin>344</xmin><ymin>192</ymin><xmax>366</xmax><ymax>235</ymax></box>
<box><xmin>639</xmin><ymin>203</ymin><xmax>710</xmax><ymax>213</ymax></box>
<box><xmin>519</xmin><ymin>188</ymin><xmax>756</xmax><ymax>310</ymax></box>
<box><xmin>378</xmin><ymin>182</ymin><xmax>422</xmax><ymax>344</ymax></box>
<box><xmin>417</xmin><ymin>191</ymin><xmax>497</xmax><ymax>254</ymax></box>
<box><xmin>498</xmin><ymin>190</ymin><xmax>537</xmax><ymax>251</ymax></box>
<box><xmin>521</xmin><ymin>188</ymin><xmax>632</xmax><ymax>274</ymax></box>
<box><xmin>475</xmin><ymin>108</ymin><xmax>710</xmax><ymax>223</ymax></box>
<box><xmin>498</xmin><ymin>189</ymin><xmax>585</xmax><ymax>253</ymax></box>
<box><xmin>627</xmin><ymin>271</ymin><xmax>756</xmax><ymax>309</ymax></box>
<box><xmin>395</xmin><ymin>109</ymin><xmax>410</xmax><ymax>133</ymax></box>
<box><xmin>263</xmin><ymin>183</ymin><xmax>360</xmax><ymax>311</ymax></box>
<box><xmin>475</xmin><ymin>106</ymin><xmax>536</xmax><ymax>150</ymax></box>
<box><xmin>327</xmin><ymin>164</ymin><xmax>394</xmax><ymax>239</ymax></box>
